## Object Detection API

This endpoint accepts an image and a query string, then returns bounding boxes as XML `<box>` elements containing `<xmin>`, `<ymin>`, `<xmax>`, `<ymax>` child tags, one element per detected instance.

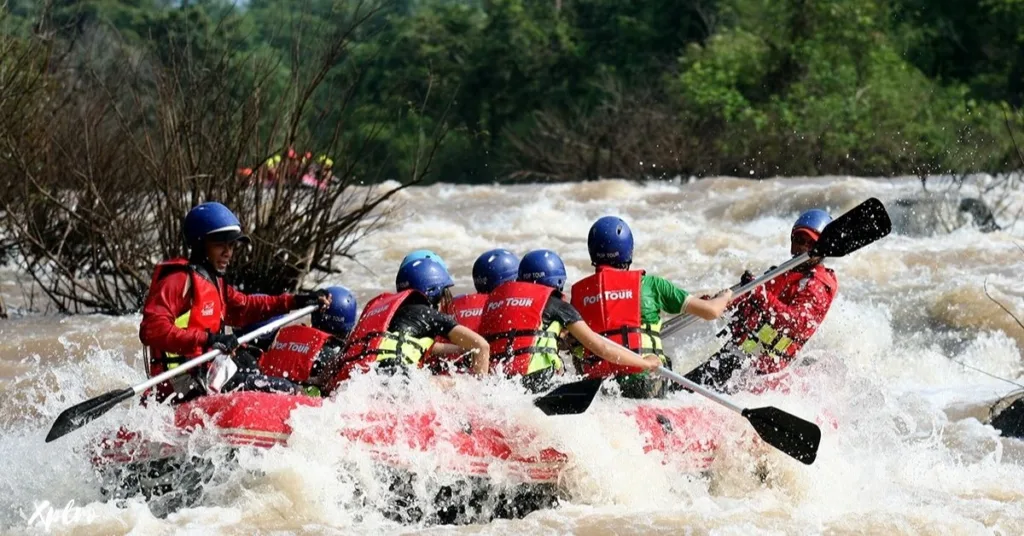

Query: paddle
<box><xmin>661</xmin><ymin>197</ymin><xmax>892</xmax><ymax>339</ymax></box>
<box><xmin>532</xmin><ymin>377</ymin><xmax>604</xmax><ymax>416</ymax></box>
<box><xmin>654</xmin><ymin>366</ymin><xmax>821</xmax><ymax>464</ymax></box>
<box><xmin>45</xmin><ymin>305</ymin><xmax>318</xmax><ymax>443</ymax></box>
<box><xmin>531</xmin><ymin>370</ymin><xmax>819</xmax><ymax>463</ymax></box>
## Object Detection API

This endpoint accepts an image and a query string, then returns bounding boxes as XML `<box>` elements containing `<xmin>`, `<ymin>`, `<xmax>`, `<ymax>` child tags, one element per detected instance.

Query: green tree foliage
<box><xmin>672</xmin><ymin>0</ymin><xmax>1014</xmax><ymax>176</ymax></box>
<box><xmin>895</xmin><ymin>0</ymin><xmax>1024</xmax><ymax>106</ymax></box>
<box><xmin>3</xmin><ymin>0</ymin><xmax>1022</xmax><ymax>182</ymax></box>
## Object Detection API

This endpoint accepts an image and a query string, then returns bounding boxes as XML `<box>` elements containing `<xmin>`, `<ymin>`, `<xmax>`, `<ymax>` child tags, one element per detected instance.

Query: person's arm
<box><xmin>429</xmin><ymin>342</ymin><xmax>463</xmax><ymax>356</ymax></box>
<box><xmin>444</xmin><ymin>325</ymin><xmax>490</xmax><ymax>375</ymax></box>
<box><xmin>139</xmin><ymin>271</ymin><xmax>210</xmax><ymax>354</ymax></box>
<box><xmin>408</xmin><ymin>306</ymin><xmax>489</xmax><ymax>375</ymax></box>
<box><xmin>224</xmin><ymin>286</ymin><xmax>296</xmax><ymax>327</ymax></box>
<box><xmin>565</xmin><ymin>321</ymin><xmax>660</xmax><ymax>371</ymax></box>
<box><xmin>224</xmin><ymin>288</ymin><xmax>332</xmax><ymax>327</ymax></box>
<box><xmin>646</xmin><ymin>274</ymin><xmax>731</xmax><ymax>321</ymax></box>
<box><xmin>684</xmin><ymin>291</ymin><xmax>732</xmax><ymax>320</ymax></box>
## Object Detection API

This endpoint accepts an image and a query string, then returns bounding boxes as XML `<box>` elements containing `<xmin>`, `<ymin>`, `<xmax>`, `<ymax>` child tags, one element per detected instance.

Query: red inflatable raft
<box><xmin>90</xmin><ymin>376</ymin><xmax>834</xmax><ymax>524</ymax></box>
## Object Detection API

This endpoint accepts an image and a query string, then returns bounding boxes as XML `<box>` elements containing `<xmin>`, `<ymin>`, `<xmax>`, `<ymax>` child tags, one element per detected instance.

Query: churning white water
<box><xmin>2</xmin><ymin>176</ymin><xmax>1024</xmax><ymax>535</ymax></box>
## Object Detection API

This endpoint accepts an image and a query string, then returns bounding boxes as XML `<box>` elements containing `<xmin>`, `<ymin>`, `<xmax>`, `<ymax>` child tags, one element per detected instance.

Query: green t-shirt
<box><xmin>640</xmin><ymin>274</ymin><xmax>690</xmax><ymax>325</ymax></box>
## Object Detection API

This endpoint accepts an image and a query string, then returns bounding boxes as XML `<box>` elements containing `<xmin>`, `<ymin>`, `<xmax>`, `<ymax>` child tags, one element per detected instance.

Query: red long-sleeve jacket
<box><xmin>139</xmin><ymin>270</ymin><xmax>295</xmax><ymax>355</ymax></box>
<box><xmin>728</xmin><ymin>263</ymin><xmax>837</xmax><ymax>373</ymax></box>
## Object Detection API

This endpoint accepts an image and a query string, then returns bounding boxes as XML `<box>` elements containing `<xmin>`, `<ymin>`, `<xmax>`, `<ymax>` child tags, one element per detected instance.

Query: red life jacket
<box><xmin>730</xmin><ymin>264</ymin><xmax>837</xmax><ymax>373</ymax></box>
<box><xmin>423</xmin><ymin>292</ymin><xmax>488</xmax><ymax>375</ymax></box>
<box><xmin>258</xmin><ymin>324</ymin><xmax>331</xmax><ymax>383</ymax></box>
<box><xmin>329</xmin><ymin>290</ymin><xmax>435</xmax><ymax>388</ymax></box>
<box><xmin>450</xmin><ymin>293</ymin><xmax>488</xmax><ymax>332</ymax></box>
<box><xmin>144</xmin><ymin>258</ymin><xmax>225</xmax><ymax>403</ymax></box>
<box><xmin>477</xmin><ymin>281</ymin><xmax>560</xmax><ymax>377</ymax></box>
<box><xmin>570</xmin><ymin>266</ymin><xmax>661</xmax><ymax>378</ymax></box>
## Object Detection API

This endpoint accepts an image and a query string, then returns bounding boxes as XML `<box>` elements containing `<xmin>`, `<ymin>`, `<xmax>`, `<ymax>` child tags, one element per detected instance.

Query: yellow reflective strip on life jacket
<box><xmin>161</xmin><ymin>312</ymin><xmax>193</xmax><ymax>364</ymax></box>
<box><xmin>402</xmin><ymin>336</ymin><xmax>434</xmax><ymax>365</ymax></box>
<box><xmin>174</xmin><ymin>311</ymin><xmax>191</xmax><ymax>329</ymax></box>
<box><xmin>527</xmin><ymin>321</ymin><xmax>563</xmax><ymax>374</ymax></box>
<box><xmin>374</xmin><ymin>336</ymin><xmax>400</xmax><ymax>361</ymax></box>
<box><xmin>756</xmin><ymin>324</ymin><xmax>778</xmax><ymax>346</ymax></box>
<box><xmin>741</xmin><ymin>323</ymin><xmax>792</xmax><ymax>357</ymax></box>
<box><xmin>774</xmin><ymin>336</ymin><xmax>793</xmax><ymax>353</ymax></box>
<box><xmin>374</xmin><ymin>332</ymin><xmax>431</xmax><ymax>365</ymax></box>
<box><xmin>639</xmin><ymin>320</ymin><xmax>664</xmax><ymax>357</ymax></box>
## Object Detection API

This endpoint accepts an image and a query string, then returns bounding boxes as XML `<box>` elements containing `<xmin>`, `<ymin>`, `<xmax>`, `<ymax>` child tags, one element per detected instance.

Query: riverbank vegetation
<box><xmin>5</xmin><ymin>0</ymin><xmax>1024</xmax><ymax>183</ymax></box>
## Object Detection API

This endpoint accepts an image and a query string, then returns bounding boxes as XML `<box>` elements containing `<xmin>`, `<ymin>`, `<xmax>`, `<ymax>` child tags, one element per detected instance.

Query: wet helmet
<box><xmin>400</xmin><ymin>249</ymin><xmax>448</xmax><ymax>272</ymax></box>
<box><xmin>183</xmin><ymin>202</ymin><xmax>250</xmax><ymax>247</ymax></box>
<box><xmin>518</xmin><ymin>249</ymin><xmax>568</xmax><ymax>291</ymax></box>
<box><xmin>311</xmin><ymin>286</ymin><xmax>358</xmax><ymax>337</ymax></box>
<box><xmin>472</xmin><ymin>248</ymin><xmax>520</xmax><ymax>293</ymax></box>
<box><xmin>792</xmin><ymin>209</ymin><xmax>832</xmax><ymax>241</ymax></box>
<box><xmin>588</xmin><ymin>216</ymin><xmax>634</xmax><ymax>266</ymax></box>
<box><xmin>396</xmin><ymin>258</ymin><xmax>454</xmax><ymax>302</ymax></box>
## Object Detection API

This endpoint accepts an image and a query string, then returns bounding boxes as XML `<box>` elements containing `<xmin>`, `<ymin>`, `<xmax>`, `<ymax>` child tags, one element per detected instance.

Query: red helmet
<box><xmin>792</xmin><ymin>209</ymin><xmax>832</xmax><ymax>242</ymax></box>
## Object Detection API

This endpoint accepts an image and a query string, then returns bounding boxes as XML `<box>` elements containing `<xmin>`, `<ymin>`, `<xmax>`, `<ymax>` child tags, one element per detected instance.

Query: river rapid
<box><xmin>2</xmin><ymin>176</ymin><xmax>1024</xmax><ymax>535</ymax></box>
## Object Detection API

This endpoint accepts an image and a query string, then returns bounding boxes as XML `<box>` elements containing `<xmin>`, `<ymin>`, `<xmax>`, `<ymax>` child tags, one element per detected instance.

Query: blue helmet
<box><xmin>518</xmin><ymin>249</ymin><xmax>567</xmax><ymax>291</ymax></box>
<box><xmin>588</xmin><ymin>216</ymin><xmax>634</xmax><ymax>266</ymax></box>
<box><xmin>311</xmin><ymin>286</ymin><xmax>358</xmax><ymax>337</ymax></box>
<box><xmin>400</xmin><ymin>249</ymin><xmax>448</xmax><ymax>272</ymax></box>
<box><xmin>472</xmin><ymin>248</ymin><xmax>520</xmax><ymax>293</ymax></box>
<box><xmin>183</xmin><ymin>202</ymin><xmax>250</xmax><ymax>247</ymax></box>
<box><xmin>396</xmin><ymin>258</ymin><xmax>454</xmax><ymax>301</ymax></box>
<box><xmin>792</xmin><ymin>209</ymin><xmax>832</xmax><ymax>240</ymax></box>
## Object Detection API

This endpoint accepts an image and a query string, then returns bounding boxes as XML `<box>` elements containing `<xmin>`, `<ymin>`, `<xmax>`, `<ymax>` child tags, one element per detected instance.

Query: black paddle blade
<box><xmin>812</xmin><ymin>197</ymin><xmax>892</xmax><ymax>258</ymax></box>
<box><xmin>533</xmin><ymin>378</ymin><xmax>604</xmax><ymax>416</ymax></box>
<box><xmin>45</xmin><ymin>387</ymin><xmax>135</xmax><ymax>443</ymax></box>
<box><xmin>741</xmin><ymin>406</ymin><xmax>821</xmax><ymax>465</ymax></box>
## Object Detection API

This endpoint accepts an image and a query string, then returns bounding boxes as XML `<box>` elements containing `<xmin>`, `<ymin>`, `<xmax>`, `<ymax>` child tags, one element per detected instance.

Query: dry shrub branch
<box><xmin>0</xmin><ymin>2</ymin><xmax>451</xmax><ymax>314</ymax></box>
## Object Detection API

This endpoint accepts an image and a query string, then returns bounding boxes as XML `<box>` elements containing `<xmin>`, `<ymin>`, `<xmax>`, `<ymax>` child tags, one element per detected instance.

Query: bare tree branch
<box><xmin>0</xmin><ymin>1</ymin><xmax>452</xmax><ymax>313</ymax></box>
<box><xmin>984</xmin><ymin>277</ymin><xmax>1024</xmax><ymax>334</ymax></box>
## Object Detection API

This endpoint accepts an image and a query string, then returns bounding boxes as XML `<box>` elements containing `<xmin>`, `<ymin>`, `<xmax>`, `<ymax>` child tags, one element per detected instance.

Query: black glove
<box><xmin>295</xmin><ymin>289</ymin><xmax>332</xmax><ymax>309</ymax></box>
<box><xmin>740</xmin><ymin>270</ymin><xmax>755</xmax><ymax>285</ymax></box>
<box><xmin>206</xmin><ymin>332</ymin><xmax>239</xmax><ymax>353</ymax></box>
<box><xmin>222</xmin><ymin>370</ymin><xmax>303</xmax><ymax>395</ymax></box>
<box><xmin>232</xmin><ymin>346</ymin><xmax>262</xmax><ymax>371</ymax></box>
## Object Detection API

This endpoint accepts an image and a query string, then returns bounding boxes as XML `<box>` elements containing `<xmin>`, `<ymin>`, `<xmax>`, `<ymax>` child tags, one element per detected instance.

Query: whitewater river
<box><xmin>3</xmin><ymin>176</ymin><xmax>1024</xmax><ymax>534</ymax></box>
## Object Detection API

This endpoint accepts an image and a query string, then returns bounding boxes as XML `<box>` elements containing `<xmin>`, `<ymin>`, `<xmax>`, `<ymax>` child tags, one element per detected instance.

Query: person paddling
<box><xmin>327</xmin><ymin>258</ymin><xmax>490</xmax><ymax>391</ymax></box>
<box><xmin>139</xmin><ymin>202</ymin><xmax>330</xmax><ymax>404</ymax></box>
<box><xmin>401</xmin><ymin>249</ymin><xmax>454</xmax><ymax>312</ymax></box>
<box><xmin>225</xmin><ymin>286</ymin><xmax>359</xmax><ymax>397</ymax></box>
<box><xmin>683</xmin><ymin>209</ymin><xmax>839</xmax><ymax>392</ymax></box>
<box><xmin>569</xmin><ymin>216</ymin><xmax>733</xmax><ymax>399</ymax></box>
<box><xmin>478</xmin><ymin>249</ymin><xmax>662</xmax><ymax>393</ymax></box>
<box><xmin>425</xmin><ymin>249</ymin><xmax>520</xmax><ymax>375</ymax></box>
<box><xmin>453</xmin><ymin>248</ymin><xmax>520</xmax><ymax>330</ymax></box>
